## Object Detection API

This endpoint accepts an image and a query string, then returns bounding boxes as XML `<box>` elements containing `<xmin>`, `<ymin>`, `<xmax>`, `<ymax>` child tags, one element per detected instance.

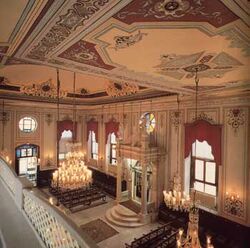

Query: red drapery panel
<box><xmin>105</xmin><ymin>119</ymin><xmax>119</xmax><ymax>143</ymax></box>
<box><xmin>57</xmin><ymin>120</ymin><xmax>77</xmax><ymax>141</ymax></box>
<box><xmin>87</xmin><ymin>119</ymin><xmax>98</xmax><ymax>142</ymax></box>
<box><xmin>184</xmin><ymin>120</ymin><xmax>222</xmax><ymax>165</ymax></box>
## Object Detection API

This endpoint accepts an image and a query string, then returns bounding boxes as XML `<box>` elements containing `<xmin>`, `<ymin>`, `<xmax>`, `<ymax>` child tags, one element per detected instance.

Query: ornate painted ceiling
<box><xmin>0</xmin><ymin>0</ymin><xmax>249</xmax><ymax>104</ymax></box>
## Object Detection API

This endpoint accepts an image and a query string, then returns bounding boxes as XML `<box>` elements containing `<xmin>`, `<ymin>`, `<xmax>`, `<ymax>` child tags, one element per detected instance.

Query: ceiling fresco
<box><xmin>0</xmin><ymin>0</ymin><xmax>249</xmax><ymax>104</ymax></box>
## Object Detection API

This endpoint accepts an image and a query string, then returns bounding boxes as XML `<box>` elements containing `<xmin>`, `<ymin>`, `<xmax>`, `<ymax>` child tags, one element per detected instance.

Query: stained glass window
<box><xmin>139</xmin><ymin>112</ymin><xmax>156</xmax><ymax>134</ymax></box>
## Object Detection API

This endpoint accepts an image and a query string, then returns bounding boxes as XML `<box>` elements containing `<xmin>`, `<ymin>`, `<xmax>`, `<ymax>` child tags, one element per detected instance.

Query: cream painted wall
<box><xmin>0</xmin><ymin>94</ymin><xmax>249</xmax><ymax>226</ymax></box>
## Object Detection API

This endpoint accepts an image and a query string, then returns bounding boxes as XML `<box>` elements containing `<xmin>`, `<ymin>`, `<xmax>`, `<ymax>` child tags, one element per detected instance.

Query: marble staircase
<box><xmin>105</xmin><ymin>204</ymin><xmax>145</xmax><ymax>228</ymax></box>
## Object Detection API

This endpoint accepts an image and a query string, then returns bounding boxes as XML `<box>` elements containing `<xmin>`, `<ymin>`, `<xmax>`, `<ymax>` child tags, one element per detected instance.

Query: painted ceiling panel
<box><xmin>0</xmin><ymin>0</ymin><xmax>29</xmax><ymax>42</ymax></box>
<box><xmin>0</xmin><ymin>0</ymin><xmax>249</xmax><ymax>103</ymax></box>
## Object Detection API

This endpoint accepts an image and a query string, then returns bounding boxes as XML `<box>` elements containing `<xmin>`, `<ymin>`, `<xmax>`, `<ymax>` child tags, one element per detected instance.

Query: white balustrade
<box><xmin>0</xmin><ymin>157</ymin><xmax>16</xmax><ymax>195</ymax></box>
<box><xmin>0</xmin><ymin>157</ymin><xmax>33</xmax><ymax>209</ymax></box>
<box><xmin>1</xmin><ymin>157</ymin><xmax>97</xmax><ymax>248</ymax></box>
<box><xmin>23</xmin><ymin>189</ymin><xmax>97</xmax><ymax>248</ymax></box>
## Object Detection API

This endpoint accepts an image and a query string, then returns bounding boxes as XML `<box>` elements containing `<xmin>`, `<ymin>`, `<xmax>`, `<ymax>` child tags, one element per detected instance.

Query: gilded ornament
<box><xmin>20</xmin><ymin>79</ymin><xmax>67</xmax><ymax>98</ymax></box>
<box><xmin>227</xmin><ymin>109</ymin><xmax>245</xmax><ymax>132</ymax></box>
<box><xmin>105</xmin><ymin>81</ymin><xmax>139</xmax><ymax>97</ymax></box>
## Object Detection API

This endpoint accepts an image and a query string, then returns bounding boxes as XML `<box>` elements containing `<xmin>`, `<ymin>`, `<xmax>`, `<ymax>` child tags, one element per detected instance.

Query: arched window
<box><xmin>89</xmin><ymin>131</ymin><xmax>98</xmax><ymax>160</ymax></box>
<box><xmin>139</xmin><ymin>112</ymin><xmax>156</xmax><ymax>134</ymax></box>
<box><xmin>109</xmin><ymin>132</ymin><xmax>117</xmax><ymax>165</ymax></box>
<box><xmin>59</xmin><ymin>130</ymin><xmax>72</xmax><ymax>160</ymax></box>
<box><xmin>191</xmin><ymin>140</ymin><xmax>217</xmax><ymax>196</ymax></box>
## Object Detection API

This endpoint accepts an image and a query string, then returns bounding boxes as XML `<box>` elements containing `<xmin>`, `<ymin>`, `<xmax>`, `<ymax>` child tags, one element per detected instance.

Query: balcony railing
<box><xmin>0</xmin><ymin>156</ymin><xmax>97</xmax><ymax>248</ymax></box>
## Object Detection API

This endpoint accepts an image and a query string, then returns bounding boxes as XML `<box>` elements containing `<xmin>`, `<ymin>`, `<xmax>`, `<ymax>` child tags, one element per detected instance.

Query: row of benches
<box><xmin>49</xmin><ymin>185</ymin><xmax>106</xmax><ymax>211</ymax></box>
<box><xmin>125</xmin><ymin>223</ymin><xmax>178</xmax><ymax>248</ymax></box>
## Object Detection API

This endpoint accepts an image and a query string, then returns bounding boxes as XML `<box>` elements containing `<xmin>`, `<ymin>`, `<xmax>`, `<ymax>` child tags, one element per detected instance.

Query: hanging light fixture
<box><xmin>163</xmin><ymin>94</ymin><xmax>190</xmax><ymax>211</ymax></box>
<box><xmin>176</xmin><ymin>69</ymin><xmax>214</xmax><ymax>248</ymax></box>
<box><xmin>52</xmin><ymin>72</ymin><xmax>92</xmax><ymax>190</ymax></box>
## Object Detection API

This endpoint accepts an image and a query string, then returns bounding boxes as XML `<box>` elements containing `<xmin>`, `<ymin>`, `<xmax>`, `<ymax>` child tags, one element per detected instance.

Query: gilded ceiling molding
<box><xmin>26</xmin><ymin>0</ymin><xmax>110</xmax><ymax>61</ymax></box>
<box><xmin>227</xmin><ymin>108</ymin><xmax>245</xmax><ymax>133</ymax></box>
<box><xmin>105</xmin><ymin>81</ymin><xmax>139</xmax><ymax>97</ymax></box>
<box><xmin>20</xmin><ymin>79</ymin><xmax>67</xmax><ymax>98</ymax></box>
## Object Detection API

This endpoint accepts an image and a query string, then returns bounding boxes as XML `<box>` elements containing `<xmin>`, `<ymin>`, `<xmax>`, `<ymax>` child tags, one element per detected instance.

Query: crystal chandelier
<box><xmin>176</xmin><ymin>191</ymin><xmax>214</xmax><ymax>248</ymax></box>
<box><xmin>163</xmin><ymin>94</ymin><xmax>190</xmax><ymax>211</ymax></box>
<box><xmin>51</xmin><ymin>71</ymin><xmax>92</xmax><ymax>190</ymax></box>
<box><xmin>52</xmin><ymin>143</ymin><xmax>92</xmax><ymax>190</ymax></box>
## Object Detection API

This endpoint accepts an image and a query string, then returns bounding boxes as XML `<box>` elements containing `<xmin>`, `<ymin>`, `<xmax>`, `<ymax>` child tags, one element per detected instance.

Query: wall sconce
<box><xmin>224</xmin><ymin>192</ymin><xmax>244</xmax><ymax>218</ymax></box>
<box><xmin>45</xmin><ymin>113</ymin><xmax>53</xmax><ymax>126</ymax></box>
<box><xmin>46</xmin><ymin>156</ymin><xmax>53</xmax><ymax>167</ymax></box>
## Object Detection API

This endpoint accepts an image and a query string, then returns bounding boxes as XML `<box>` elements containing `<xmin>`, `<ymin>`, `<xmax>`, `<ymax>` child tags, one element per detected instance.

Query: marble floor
<box><xmin>67</xmin><ymin>197</ymin><xmax>161</xmax><ymax>248</ymax></box>
<box><xmin>43</xmin><ymin>187</ymin><xmax>162</xmax><ymax>248</ymax></box>
<box><xmin>0</xmin><ymin>179</ymin><xmax>42</xmax><ymax>248</ymax></box>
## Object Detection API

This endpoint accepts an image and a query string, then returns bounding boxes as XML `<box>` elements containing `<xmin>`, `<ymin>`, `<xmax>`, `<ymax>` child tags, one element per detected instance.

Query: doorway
<box><xmin>131</xmin><ymin>161</ymin><xmax>151</xmax><ymax>204</ymax></box>
<box><xmin>15</xmin><ymin>144</ymin><xmax>39</xmax><ymax>186</ymax></box>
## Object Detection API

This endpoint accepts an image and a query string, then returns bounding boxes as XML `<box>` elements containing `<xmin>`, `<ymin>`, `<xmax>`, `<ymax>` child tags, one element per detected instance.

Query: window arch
<box><xmin>88</xmin><ymin>131</ymin><xmax>98</xmax><ymax>160</ymax></box>
<box><xmin>191</xmin><ymin>140</ymin><xmax>217</xmax><ymax>196</ymax></box>
<box><xmin>109</xmin><ymin>132</ymin><xmax>117</xmax><ymax>165</ymax></box>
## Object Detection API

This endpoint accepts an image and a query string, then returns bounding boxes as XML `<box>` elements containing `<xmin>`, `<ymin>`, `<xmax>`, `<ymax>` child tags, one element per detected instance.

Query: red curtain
<box><xmin>184</xmin><ymin>120</ymin><xmax>222</xmax><ymax>165</ymax></box>
<box><xmin>87</xmin><ymin>119</ymin><xmax>98</xmax><ymax>142</ymax></box>
<box><xmin>57</xmin><ymin>120</ymin><xmax>77</xmax><ymax>141</ymax></box>
<box><xmin>105</xmin><ymin>119</ymin><xmax>119</xmax><ymax>143</ymax></box>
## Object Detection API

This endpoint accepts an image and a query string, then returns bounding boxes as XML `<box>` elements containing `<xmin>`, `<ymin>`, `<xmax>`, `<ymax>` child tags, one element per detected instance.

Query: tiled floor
<box><xmin>0</xmin><ymin>179</ymin><xmax>42</xmax><ymax>248</ymax></box>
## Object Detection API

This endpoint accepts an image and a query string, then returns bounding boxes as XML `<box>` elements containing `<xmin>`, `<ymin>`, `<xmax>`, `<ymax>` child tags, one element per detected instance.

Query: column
<box><xmin>140</xmin><ymin>161</ymin><xmax>148</xmax><ymax>215</ymax></box>
<box><xmin>116</xmin><ymin>156</ymin><xmax>122</xmax><ymax>203</ymax></box>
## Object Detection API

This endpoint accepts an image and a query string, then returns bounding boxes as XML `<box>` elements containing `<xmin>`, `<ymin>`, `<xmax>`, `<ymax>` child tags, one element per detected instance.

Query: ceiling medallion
<box><xmin>154</xmin><ymin>0</ymin><xmax>190</xmax><ymax>17</ymax></box>
<box><xmin>20</xmin><ymin>79</ymin><xmax>67</xmax><ymax>98</ymax></box>
<box><xmin>164</xmin><ymin>1</ymin><xmax>179</xmax><ymax>11</ymax></box>
<box><xmin>105</xmin><ymin>81</ymin><xmax>139</xmax><ymax>97</ymax></box>
<box><xmin>184</xmin><ymin>63</ymin><xmax>210</xmax><ymax>72</ymax></box>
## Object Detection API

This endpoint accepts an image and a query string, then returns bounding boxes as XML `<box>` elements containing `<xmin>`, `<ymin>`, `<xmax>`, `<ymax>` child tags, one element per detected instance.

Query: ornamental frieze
<box><xmin>20</xmin><ymin>79</ymin><xmax>67</xmax><ymax>98</ymax></box>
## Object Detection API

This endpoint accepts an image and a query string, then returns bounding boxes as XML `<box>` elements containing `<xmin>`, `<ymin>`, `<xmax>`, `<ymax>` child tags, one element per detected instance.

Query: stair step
<box><xmin>111</xmin><ymin>208</ymin><xmax>140</xmax><ymax>223</ymax></box>
<box><xmin>105</xmin><ymin>209</ymin><xmax>144</xmax><ymax>228</ymax></box>
<box><xmin>114</xmin><ymin>205</ymin><xmax>138</xmax><ymax>218</ymax></box>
